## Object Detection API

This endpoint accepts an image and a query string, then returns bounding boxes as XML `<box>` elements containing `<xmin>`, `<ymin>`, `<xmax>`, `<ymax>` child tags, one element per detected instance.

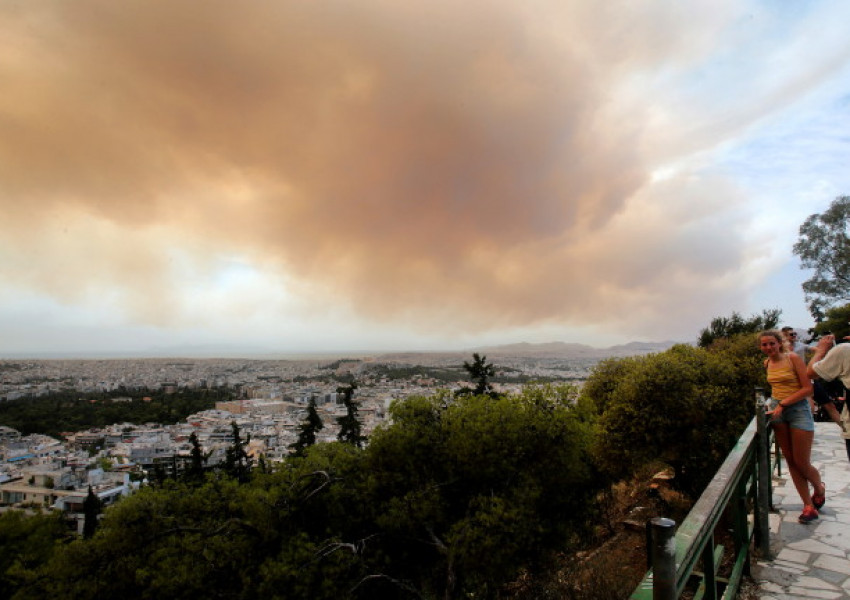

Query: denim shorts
<box><xmin>770</xmin><ymin>398</ymin><xmax>815</xmax><ymax>432</ymax></box>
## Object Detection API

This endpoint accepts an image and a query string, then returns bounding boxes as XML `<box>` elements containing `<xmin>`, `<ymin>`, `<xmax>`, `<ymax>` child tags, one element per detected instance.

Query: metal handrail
<box><xmin>629</xmin><ymin>388</ymin><xmax>774</xmax><ymax>600</ymax></box>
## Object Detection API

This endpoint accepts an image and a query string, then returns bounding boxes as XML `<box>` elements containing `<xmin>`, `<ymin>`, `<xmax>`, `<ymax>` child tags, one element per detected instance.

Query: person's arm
<box><xmin>824</xmin><ymin>402</ymin><xmax>847</xmax><ymax>431</ymax></box>
<box><xmin>806</xmin><ymin>335</ymin><xmax>835</xmax><ymax>380</ymax></box>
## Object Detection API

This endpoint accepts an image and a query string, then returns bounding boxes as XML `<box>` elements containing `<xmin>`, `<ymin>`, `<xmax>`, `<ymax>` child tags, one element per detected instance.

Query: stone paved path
<box><xmin>753</xmin><ymin>421</ymin><xmax>850</xmax><ymax>599</ymax></box>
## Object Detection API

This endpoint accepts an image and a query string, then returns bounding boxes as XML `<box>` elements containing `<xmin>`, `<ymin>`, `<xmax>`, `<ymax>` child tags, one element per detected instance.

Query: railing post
<box><xmin>754</xmin><ymin>387</ymin><xmax>772</xmax><ymax>560</ymax></box>
<box><xmin>650</xmin><ymin>517</ymin><xmax>677</xmax><ymax>600</ymax></box>
<box><xmin>733</xmin><ymin>477</ymin><xmax>751</xmax><ymax>577</ymax></box>
<box><xmin>700</xmin><ymin>533</ymin><xmax>717</xmax><ymax>600</ymax></box>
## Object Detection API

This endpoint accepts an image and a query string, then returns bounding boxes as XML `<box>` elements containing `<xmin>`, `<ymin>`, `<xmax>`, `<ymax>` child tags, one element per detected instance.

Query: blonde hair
<box><xmin>759</xmin><ymin>329</ymin><xmax>789</xmax><ymax>353</ymax></box>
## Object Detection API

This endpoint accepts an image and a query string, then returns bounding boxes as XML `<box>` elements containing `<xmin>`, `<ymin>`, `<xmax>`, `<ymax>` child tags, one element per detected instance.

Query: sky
<box><xmin>2</xmin><ymin>0</ymin><xmax>850</xmax><ymax>357</ymax></box>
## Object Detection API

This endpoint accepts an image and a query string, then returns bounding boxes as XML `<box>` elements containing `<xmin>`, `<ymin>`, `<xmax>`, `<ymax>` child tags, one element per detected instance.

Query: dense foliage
<box><xmin>696</xmin><ymin>309</ymin><xmax>781</xmax><ymax>348</ymax></box>
<box><xmin>581</xmin><ymin>335</ymin><xmax>766</xmax><ymax>496</ymax></box>
<box><xmin>0</xmin><ymin>387</ymin><xmax>233</xmax><ymax>437</ymax></box>
<box><xmin>0</xmin><ymin>511</ymin><xmax>69</xmax><ymax>600</ymax></box>
<box><xmin>364</xmin><ymin>387</ymin><xmax>598</xmax><ymax>597</ymax></box>
<box><xmin>810</xmin><ymin>302</ymin><xmax>850</xmax><ymax>340</ymax></box>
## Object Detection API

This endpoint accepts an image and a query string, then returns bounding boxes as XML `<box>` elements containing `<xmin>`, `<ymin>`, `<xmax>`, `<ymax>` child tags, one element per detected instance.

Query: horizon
<box><xmin>2</xmin><ymin>2</ymin><xmax>848</xmax><ymax>356</ymax></box>
<box><xmin>0</xmin><ymin>338</ymin><xmax>682</xmax><ymax>361</ymax></box>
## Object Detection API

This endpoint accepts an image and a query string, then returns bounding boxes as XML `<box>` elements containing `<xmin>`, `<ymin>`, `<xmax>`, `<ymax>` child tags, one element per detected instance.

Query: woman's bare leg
<box><xmin>789</xmin><ymin>427</ymin><xmax>822</xmax><ymax>502</ymax></box>
<box><xmin>773</xmin><ymin>423</ymin><xmax>814</xmax><ymax>506</ymax></box>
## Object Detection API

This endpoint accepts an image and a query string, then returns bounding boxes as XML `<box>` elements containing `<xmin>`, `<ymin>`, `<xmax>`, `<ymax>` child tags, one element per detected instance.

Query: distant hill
<box><xmin>3</xmin><ymin>340</ymin><xmax>682</xmax><ymax>362</ymax></box>
<box><xmin>372</xmin><ymin>340</ymin><xmax>681</xmax><ymax>365</ymax></box>
<box><xmin>473</xmin><ymin>340</ymin><xmax>680</xmax><ymax>359</ymax></box>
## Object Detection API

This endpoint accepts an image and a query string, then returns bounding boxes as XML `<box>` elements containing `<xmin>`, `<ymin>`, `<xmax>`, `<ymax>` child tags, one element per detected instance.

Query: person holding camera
<box><xmin>807</xmin><ymin>334</ymin><xmax>850</xmax><ymax>464</ymax></box>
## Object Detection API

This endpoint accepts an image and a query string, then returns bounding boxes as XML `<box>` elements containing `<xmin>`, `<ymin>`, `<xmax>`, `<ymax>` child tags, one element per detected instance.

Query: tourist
<box><xmin>781</xmin><ymin>327</ymin><xmax>811</xmax><ymax>357</ymax></box>
<box><xmin>807</xmin><ymin>334</ymin><xmax>850</xmax><ymax>464</ymax></box>
<box><xmin>812</xmin><ymin>379</ymin><xmax>845</xmax><ymax>431</ymax></box>
<box><xmin>759</xmin><ymin>330</ymin><xmax>824</xmax><ymax>523</ymax></box>
<box><xmin>782</xmin><ymin>326</ymin><xmax>819</xmax><ymax>412</ymax></box>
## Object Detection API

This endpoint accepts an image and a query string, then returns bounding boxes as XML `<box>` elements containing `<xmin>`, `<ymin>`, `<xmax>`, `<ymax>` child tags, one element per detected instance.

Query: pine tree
<box><xmin>224</xmin><ymin>421</ymin><xmax>253</xmax><ymax>483</ymax></box>
<box><xmin>289</xmin><ymin>396</ymin><xmax>324</xmax><ymax>456</ymax></box>
<box><xmin>82</xmin><ymin>485</ymin><xmax>102</xmax><ymax>539</ymax></box>
<box><xmin>185</xmin><ymin>431</ymin><xmax>207</xmax><ymax>482</ymax></box>
<box><xmin>456</xmin><ymin>353</ymin><xmax>500</xmax><ymax>398</ymax></box>
<box><xmin>336</xmin><ymin>382</ymin><xmax>365</xmax><ymax>447</ymax></box>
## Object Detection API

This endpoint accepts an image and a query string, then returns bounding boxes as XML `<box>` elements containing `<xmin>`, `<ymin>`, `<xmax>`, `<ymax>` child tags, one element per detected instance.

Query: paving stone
<box><xmin>787</xmin><ymin>539</ymin><xmax>848</xmax><ymax>558</ymax></box>
<box><xmin>810</xmin><ymin>567</ymin><xmax>850</xmax><ymax>586</ymax></box>
<box><xmin>759</xmin><ymin>581</ymin><xmax>787</xmax><ymax>593</ymax></box>
<box><xmin>755</xmin><ymin>423</ymin><xmax>850</xmax><ymax>599</ymax></box>
<box><xmin>785</xmin><ymin>587</ymin><xmax>842</xmax><ymax>599</ymax></box>
<box><xmin>770</xmin><ymin>561</ymin><xmax>807</xmax><ymax>575</ymax></box>
<box><xmin>813</xmin><ymin>555</ymin><xmax>850</xmax><ymax>573</ymax></box>
<box><xmin>796</xmin><ymin>575</ymin><xmax>841</xmax><ymax>590</ymax></box>
<box><xmin>754</xmin><ymin>564</ymin><xmax>801</xmax><ymax>585</ymax></box>
<box><xmin>776</xmin><ymin>548</ymin><xmax>811</xmax><ymax>565</ymax></box>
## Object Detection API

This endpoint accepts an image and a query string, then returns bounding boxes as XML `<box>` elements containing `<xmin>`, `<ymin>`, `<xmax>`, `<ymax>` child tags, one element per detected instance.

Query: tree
<box><xmin>185</xmin><ymin>431</ymin><xmax>208</xmax><ymax>482</ymax></box>
<box><xmin>697</xmin><ymin>309</ymin><xmax>781</xmax><ymax>348</ymax></box>
<box><xmin>82</xmin><ymin>486</ymin><xmax>102</xmax><ymax>539</ymax></box>
<box><xmin>256</xmin><ymin>454</ymin><xmax>268</xmax><ymax>474</ymax></box>
<box><xmin>364</xmin><ymin>386</ymin><xmax>600</xmax><ymax>598</ymax></box>
<box><xmin>0</xmin><ymin>510</ymin><xmax>68</xmax><ymax>600</ymax></box>
<box><xmin>810</xmin><ymin>302</ymin><xmax>850</xmax><ymax>340</ymax></box>
<box><xmin>455</xmin><ymin>353</ymin><xmax>500</xmax><ymax>398</ymax></box>
<box><xmin>335</xmin><ymin>382</ymin><xmax>365</xmax><ymax>448</ymax></box>
<box><xmin>581</xmin><ymin>341</ymin><xmax>761</xmax><ymax>496</ymax></box>
<box><xmin>793</xmin><ymin>195</ymin><xmax>850</xmax><ymax>317</ymax></box>
<box><xmin>290</xmin><ymin>396</ymin><xmax>324</xmax><ymax>457</ymax></box>
<box><xmin>224</xmin><ymin>421</ymin><xmax>253</xmax><ymax>483</ymax></box>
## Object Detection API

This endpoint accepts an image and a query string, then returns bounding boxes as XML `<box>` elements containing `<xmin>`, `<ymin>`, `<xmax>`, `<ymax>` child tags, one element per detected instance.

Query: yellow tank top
<box><xmin>767</xmin><ymin>356</ymin><xmax>800</xmax><ymax>400</ymax></box>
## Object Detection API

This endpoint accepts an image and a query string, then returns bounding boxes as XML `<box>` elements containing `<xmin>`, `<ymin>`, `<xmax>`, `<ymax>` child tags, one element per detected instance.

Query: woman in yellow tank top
<box><xmin>760</xmin><ymin>330</ymin><xmax>824</xmax><ymax>524</ymax></box>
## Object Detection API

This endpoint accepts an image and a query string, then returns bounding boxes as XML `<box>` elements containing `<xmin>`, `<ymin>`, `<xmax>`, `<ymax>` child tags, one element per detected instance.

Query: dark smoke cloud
<box><xmin>0</xmin><ymin>1</ymin><xmax>786</xmax><ymax>338</ymax></box>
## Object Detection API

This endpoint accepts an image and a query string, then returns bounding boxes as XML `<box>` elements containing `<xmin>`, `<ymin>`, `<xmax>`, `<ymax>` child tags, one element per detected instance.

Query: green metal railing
<box><xmin>629</xmin><ymin>388</ymin><xmax>775</xmax><ymax>600</ymax></box>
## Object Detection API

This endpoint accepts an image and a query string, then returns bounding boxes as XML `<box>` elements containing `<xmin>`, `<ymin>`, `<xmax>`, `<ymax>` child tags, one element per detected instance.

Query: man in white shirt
<box><xmin>806</xmin><ymin>334</ymin><xmax>850</xmax><ymax>461</ymax></box>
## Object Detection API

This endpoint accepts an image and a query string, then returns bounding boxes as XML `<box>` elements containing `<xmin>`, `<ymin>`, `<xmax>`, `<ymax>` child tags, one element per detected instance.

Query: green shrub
<box><xmin>582</xmin><ymin>339</ymin><xmax>761</xmax><ymax>497</ymax></box>
<box><xmin>363</xmin><ymin>385</ymin><xmax>601</xmax><ymax>599</ymax></box>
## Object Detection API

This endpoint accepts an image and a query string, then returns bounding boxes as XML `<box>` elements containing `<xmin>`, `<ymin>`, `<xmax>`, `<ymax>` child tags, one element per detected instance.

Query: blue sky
<box><xmin>1</xmin><ymin>0</ymin><xmax>849</xmax><ymax>357</ymax></box>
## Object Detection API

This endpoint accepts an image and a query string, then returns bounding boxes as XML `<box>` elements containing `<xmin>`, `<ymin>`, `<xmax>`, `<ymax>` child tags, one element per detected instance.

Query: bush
<box><xmin>362</xmin><ymin>385</ymin><xmax>602</xmax><ymax>599</ymax></box>
<box><xmin>0</xmin><ymin>511</ymin><xmax>68</xmax><ymax>600</ymax></box>
<box><xmin>582</xmin><ymin>339</ymin><xmax>761</xmax><ymax>497</ymax></box>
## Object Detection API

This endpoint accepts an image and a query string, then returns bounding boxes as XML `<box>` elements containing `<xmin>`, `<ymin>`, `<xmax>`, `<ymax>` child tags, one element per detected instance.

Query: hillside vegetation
<box><xmin>0</xmin><ymin>387</ymin><xmax>233</xmax><ymax>438</ymax></box>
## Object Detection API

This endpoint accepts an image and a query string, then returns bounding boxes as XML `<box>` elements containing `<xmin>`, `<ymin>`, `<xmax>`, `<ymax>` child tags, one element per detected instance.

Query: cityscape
<box><xmin>1</xmin><ymin>343</ymin><xmax>669</xmax><ymax>532</ymax></box>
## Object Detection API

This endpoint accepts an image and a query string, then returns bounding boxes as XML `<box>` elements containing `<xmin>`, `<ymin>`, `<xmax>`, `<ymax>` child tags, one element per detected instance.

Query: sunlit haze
<box><xmin>2</xmin><ymin>1</ymin><xmax>850</xmax><ymax>357</ymax></box>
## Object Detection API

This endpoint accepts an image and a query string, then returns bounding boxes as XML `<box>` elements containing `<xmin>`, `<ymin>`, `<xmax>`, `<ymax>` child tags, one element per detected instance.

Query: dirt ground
<box><xmin>507</xmin><ymin>472</ymin><xmax>762</xmax><ymax>599</ymax></box>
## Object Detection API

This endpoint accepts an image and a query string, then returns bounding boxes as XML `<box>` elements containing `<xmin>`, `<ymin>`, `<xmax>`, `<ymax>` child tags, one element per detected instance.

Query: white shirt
<box><xmin>812</xmin><ymin>343</ymin><xmax>850</xmax><ymax>440</ymax></box>
<box><xmin>812</xmin><ymin>343</ymin><xmax>850</xmax><ymax>390</ymax></box>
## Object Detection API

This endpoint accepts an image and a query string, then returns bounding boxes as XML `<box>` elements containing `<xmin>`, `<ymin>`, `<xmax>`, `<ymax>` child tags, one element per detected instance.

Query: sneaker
<box><xmin>799</xmin><ymin>505</ymin><xmax>819</xmax><ymax>524</ymax></box>
<box><xmin>812</xmin><ymin>483</ymin><xmax>826</xmax><ymax>510</ymax></box>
